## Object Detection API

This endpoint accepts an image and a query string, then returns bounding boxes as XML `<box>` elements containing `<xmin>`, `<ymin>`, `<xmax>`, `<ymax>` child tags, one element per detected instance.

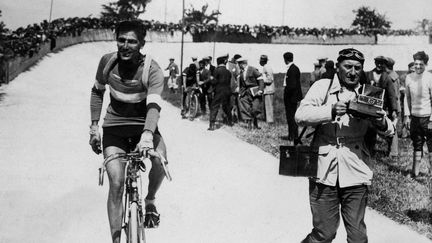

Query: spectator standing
<box><xmin>238</xmin><ymin>58</ymin><xmax>264</xmax><ymax>130</ymax></box>
<box><xmin>317</xmin><ymin>57</ymin><xmax>328</xmax><ymax>79</ymax></box>
<box><xmin>208</xmin><ymin>54</ymin><xmax>233</xmax><ymax>130</ymax></box>
<box><xmin>321</xmin><ymin>60</ymin><xmax>336</xmax><ymax>80</ymax></box>
<box><xmin>201</xmin><ymin>56</ymin><xmax>216</xmax><ymax>114</ymax></box>
<box><xmin>259</xmin><ymin>55</ymin><xmax>275</xmax><ymax>123</ymax></box>
<box><xmin>296</xmin><ymin>48</ymin><xmax>394</xmax><ymax>243</ymax></box>
<box><xmin>403</xmin><ymin>51</ymin><xmax>432</xmax><ymax>178</ymax></box>
<box><xmin>310</xmin><ymin>62</ymin><xmax>321</xmax><ymax>86</ymax></box>
<box><xmin>385</xmin><ymin>57</ymin><xmax>401</xmax><ymax>157</ymax></box>
<box><xmin>283</xmin><ymin>52</ymin><xmax>302</xmax><ymax>142</ymax></box>
<box><xmin>399</xmin><ymin>62</ymin><xmax>415</xmax><ymax>138</ymax></box>
<box><xmin>198</xmin><ymin>59</ymin><xmax>212</xmax><ymax>114</ymax></box>
<box><xmin>365</xmin><ymin>56</ymin><xmax>398</xmax><ymax>155</ymax></box>
<box><xmin>227</xmin><ymin>54</ymin><xmax>242</xmax><ymax>122</ymax></box>
<box><xmin>165</xmin><ymin>58</ymin><xmax>179</xmax><ymax>93</ymax></box>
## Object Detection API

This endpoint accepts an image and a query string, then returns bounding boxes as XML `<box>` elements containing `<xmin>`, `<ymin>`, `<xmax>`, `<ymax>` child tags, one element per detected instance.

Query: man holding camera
<box><xmin>295</xmin><ymin>48</ymin><xmax>394</xmax><ymax>243</ymax></box>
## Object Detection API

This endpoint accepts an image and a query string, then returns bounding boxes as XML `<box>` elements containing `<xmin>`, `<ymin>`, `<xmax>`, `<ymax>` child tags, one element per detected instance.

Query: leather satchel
<box><xmin>279</xmin><ymin>78</ymin><xmax>334</xmax><ymax>177</ymax></box>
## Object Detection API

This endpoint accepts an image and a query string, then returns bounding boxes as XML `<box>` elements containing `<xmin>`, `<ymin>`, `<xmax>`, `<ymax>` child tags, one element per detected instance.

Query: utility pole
<box><xmin>180</xmin><ymin>0</ymin><xmax>185</xmax><ymax>111</ymax></box>
<box><xmin>49</xmin><ymin>0</ymin><xmax>54</xmax><ymax>23</ymax></box>
<box><xmin>212</xmin><ymin>0</ymin><xmax>222</xmax><ymax>61</ymax></box>
<box><xmin>164</xmin><ymin>0</ymin><xmax>168</xmax><ymax>23</ymax></box>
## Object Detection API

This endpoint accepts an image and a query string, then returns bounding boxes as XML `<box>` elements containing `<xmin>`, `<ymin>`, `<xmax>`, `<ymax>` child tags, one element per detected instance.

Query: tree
<box><xmin>416</xmin><ymin>18</ymin><xmax>430</xmax><ymax>34</ymax></box>
<box><xmin>0</xmin><ymin>10</ymin><xmax>7</xmax><ymax>42</ymax></box>
<box><xmin>101</xmin><ymin>0</ymin><xmax>151</xmax><ymax>20</ymax></box>
<box><xmin>184</xmin><ymin>4</ymin><xmax>221</xmax><ymax>25</ymax></box>
<box><xmin>352</xmin><ymin>6</ymin><xmax>391</xmax><ymax>37</ymax></box>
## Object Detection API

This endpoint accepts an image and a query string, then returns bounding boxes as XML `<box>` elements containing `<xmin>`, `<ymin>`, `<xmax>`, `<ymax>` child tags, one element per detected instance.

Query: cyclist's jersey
<box><xmin>92</xmin><ymin>52</ymin><xmax>164</xmax><ymax>128</ymax></box>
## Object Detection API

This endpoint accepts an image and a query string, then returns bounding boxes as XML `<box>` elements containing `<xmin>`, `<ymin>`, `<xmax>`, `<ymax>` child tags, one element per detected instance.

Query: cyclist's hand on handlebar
<box><xmin>89</xmin><ymin>125</ymin><xmax>102</xmax><ymax>154</ymax></box>
<box><xmin>136</xmin><ymin>130</ymin><xmax>154</xmax><ymax>155</ymax></box>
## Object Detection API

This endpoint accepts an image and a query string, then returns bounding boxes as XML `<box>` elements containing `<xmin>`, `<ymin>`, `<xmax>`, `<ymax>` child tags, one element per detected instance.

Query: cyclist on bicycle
<box><xmin>89</xmin><ymin>20</ymin><xmax>167</xmax><ymax>243</ymax></box>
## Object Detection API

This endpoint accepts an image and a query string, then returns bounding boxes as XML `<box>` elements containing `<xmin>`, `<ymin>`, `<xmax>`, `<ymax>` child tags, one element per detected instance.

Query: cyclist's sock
<box><xmin>144</xmin><ymin>198</ymin><xmax>155</xmax><ymax>206</ymax></box>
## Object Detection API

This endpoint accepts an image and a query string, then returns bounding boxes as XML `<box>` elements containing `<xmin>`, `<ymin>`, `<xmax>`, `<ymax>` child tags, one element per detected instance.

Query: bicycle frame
<box><xmin>98</xmin><ymin>151</ymin><xmax>172</xmax><ymax>243</ymax></box>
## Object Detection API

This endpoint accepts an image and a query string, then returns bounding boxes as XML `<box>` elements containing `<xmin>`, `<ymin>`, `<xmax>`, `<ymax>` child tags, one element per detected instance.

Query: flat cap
<box><xmin>260</xmin><ymin>55</ymin><xmax>268</xmax><ymax>60</ymax></box>
<box><xmin>237</xmin><ymin>57</ymin><xmax>248</xmax><ymax>63</ymax></box>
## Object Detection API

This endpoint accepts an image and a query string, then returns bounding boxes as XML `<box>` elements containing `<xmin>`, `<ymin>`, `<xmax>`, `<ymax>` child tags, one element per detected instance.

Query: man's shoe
<box><xmin>144</xmin><ymin>204</ymin><xmax>160</xmax><ymax>228</ymax></box>
<box><xmin>253</xmin><ymin>119</ymin><xmax>261</xmax><ymax>130</ymax></box>
<box><xmin>246</xmin><ymin>120</ymin><xmax>252</xmax><ymax>130</ymax></box>
<box><xmin>208</xmin><ymin>122</ymin><xmax>216</xmax><ymax>131</ymax></box>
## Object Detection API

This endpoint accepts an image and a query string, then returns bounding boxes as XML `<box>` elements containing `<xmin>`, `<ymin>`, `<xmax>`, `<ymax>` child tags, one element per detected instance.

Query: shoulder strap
<box><xmin>295</xmin><ymin>78</ymin><xmax>334</xmax><ymax>145</ymax></box>
<box><xmin>102</xmin><ymin>52</ymin><xmax>118</xmax><ymax>84</ymax></box>
<box><xmin>141</xmin><ymin>54</ymin><xmax>153</xmax><ymax>88</ymax></box>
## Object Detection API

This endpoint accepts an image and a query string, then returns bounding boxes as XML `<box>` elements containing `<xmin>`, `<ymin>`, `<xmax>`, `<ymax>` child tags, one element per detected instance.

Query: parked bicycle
<box><xmin>99</xmin><ymin>151</ymin><xmax>172</xmax><ymax>243</ymax></box>
<box><xmin>185</xmin><ymin>84</ymin><xmax>203</xmax><ymax>120</ymax></box>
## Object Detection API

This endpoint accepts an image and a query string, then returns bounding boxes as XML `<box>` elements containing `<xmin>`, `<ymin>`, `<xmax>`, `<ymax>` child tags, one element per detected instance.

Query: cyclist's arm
<box><xmin>144</xmin><ymin>60</ymin><xmax>164</xmax><ymax>133</ymax></box>
<box><xmin>90</xmin><ymin>55</ymin><xmax>109</xmax><ymax>124</ymax></box>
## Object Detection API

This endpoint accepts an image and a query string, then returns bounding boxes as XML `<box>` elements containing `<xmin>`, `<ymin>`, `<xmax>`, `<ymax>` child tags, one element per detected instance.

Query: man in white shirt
<box><xmin>403</xmin><ymin>51</ymin><xmax>432</xmax><ymax>178</ymax></box>
<box><xmin>259</xmin><ymin>55</ymin><xmax>275</xmax><ymax>123</ymax></box>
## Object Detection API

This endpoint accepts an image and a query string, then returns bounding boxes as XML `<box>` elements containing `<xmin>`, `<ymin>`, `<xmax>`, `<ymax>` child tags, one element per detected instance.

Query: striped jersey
<box><xmin>93</xmin><ymin>52</ymin><xmax>164</xmax><ymax>127</ymax></box>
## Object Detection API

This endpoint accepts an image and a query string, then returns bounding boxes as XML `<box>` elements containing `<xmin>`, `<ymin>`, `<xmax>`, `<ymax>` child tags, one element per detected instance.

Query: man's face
<box><xmin>259</xmin><ymin>59</ymin><xmax>267</xmax><ymax>66</ymax></box>
<box><xmin>374</xmin><ymin>60</ymin><xmax>386</xmax><ymax>73</ymax></box>
<box><xmin>337</xmin><ymin>59</ymin><xmax>363</xmax><ymax>89</ymax></box>
<box><xmin>117</xmin><ymin>30</ymin><xmax>143</xmax><ymax>61</ymax></box>
<box><xmin>413</xmin><ymin>60</ymin><xmax>426</xmax><ymax>75</ymax></box>
<box><xmin>239</xmin><ymin>62</ymin><xmax>247</xmax><ymax>70</ymax></box>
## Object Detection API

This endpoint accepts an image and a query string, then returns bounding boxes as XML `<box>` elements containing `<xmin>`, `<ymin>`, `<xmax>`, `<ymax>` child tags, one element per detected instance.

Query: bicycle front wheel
<box><xmin>189</xmin><ymin>93</ymin><xmax>199</xmax><ymax>118</ymax></box>
<box><xmin>128</xmin><ymin>202</ymin><xmax>146</xmax><ymax>243</ymax></box>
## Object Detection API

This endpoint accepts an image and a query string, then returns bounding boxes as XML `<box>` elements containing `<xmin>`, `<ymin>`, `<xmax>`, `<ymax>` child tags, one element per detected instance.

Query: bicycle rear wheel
<box><xmin>189</xmin><ymin>93</ymin><xmax>199</xmax><ymax>118</ymax></box>
<box><xmin>127</xmin><ymin>202</ymin><xmax>146</xmax><ymax>243</ymax></box>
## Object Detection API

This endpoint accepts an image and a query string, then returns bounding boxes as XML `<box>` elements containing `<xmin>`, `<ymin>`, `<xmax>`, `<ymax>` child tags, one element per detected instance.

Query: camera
<box><xmin>347</xmin><ymin>84</ymin><xmax>385</xmax><ymax>119</ymax></box>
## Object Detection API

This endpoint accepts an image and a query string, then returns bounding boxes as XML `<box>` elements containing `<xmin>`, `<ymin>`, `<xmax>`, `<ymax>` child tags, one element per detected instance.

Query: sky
<box><xmin>1</xmin><ymin>0</ymin><xmax>431</xmax><ymax>30</ymax></box>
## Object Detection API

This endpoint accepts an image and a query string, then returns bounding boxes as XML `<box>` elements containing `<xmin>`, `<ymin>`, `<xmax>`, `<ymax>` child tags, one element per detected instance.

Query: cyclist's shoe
<box><xmin>144</xmin><ymin>204</ymin><xmax>160</xmax><ymax>228</ymax></box>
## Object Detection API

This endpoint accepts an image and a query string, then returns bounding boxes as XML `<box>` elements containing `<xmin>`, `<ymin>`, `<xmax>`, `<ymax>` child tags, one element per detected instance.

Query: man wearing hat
<box><xmin>317</xmin><ymin>56</ymin><xmax>328</xmax><ymax>79</ymax></box>
<box><xmin>208</xmin><ymin>54</ymin><xmax>232</xmax><ymax>130</ymax></box>
<box><xmin>283</xmin><ymin>52</ymin><xmax>302</xmax><ymax>142</ymax></box>
<box><xmin>399</xmin><ymin>62</ymin><xmax>415</xmax><ymax>138</ymax></box>
<box><xmin>200</xmin><ymin>56</ymin><xmax>216</xmax><ymax>114</ymax></box>
<box><xmin>310</xmin><ymin>62</ymin><xmax>322</xmax><ymax>86</ymax></box>
<box><xmin>238</xmin><ymin>57</ymin><xmax>265</xmax><ymax>129</ymax></box>
<box><xmin>165</xmin><ymin>58</ymin><xmax>179</xmax><ymax>93</ymax></box>
<box><xmin>365</xmin><ymin>55</ymin><xmax>398</xmax><ymax>156</ymax></box>
<box><xmin>296</xmin><ymin>48</ymin><xmax>394</xmax><ymax>243</ymax></box>
<box><xmin>259</xmin><ymin>55</ymin><xmax>275</xmax><ymax>123</ymax></box>
<box><xmin>227</xmin><ymin>54</ymin><xmax>242</xmax><ymax>122</ymax></box>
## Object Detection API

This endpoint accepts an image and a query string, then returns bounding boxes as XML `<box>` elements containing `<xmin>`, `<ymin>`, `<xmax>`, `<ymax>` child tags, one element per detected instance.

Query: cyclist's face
<box><xmin>117</xmin><ymin>30</ymin><xmax>144</xmax><ymax>61</ymax></box>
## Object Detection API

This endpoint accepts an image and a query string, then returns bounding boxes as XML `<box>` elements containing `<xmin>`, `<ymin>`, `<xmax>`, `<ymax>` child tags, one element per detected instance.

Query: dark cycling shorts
<box><xmin>410</xmin><ymin>116</ymin><xmax>432</xmax><ymax>152</ymax></box>
<box><xmin>102</xmin><ymin>125</ymin><xmax>163</xmax><ymax>153</ymax></box>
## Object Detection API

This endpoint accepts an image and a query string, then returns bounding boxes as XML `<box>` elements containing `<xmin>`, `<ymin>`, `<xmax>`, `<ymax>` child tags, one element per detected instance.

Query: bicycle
<box><xmin>184</xmin><ymin>84</ymin><xmax>202</xmax><ymax>120</ymax></box>
<box><xmin>98</xmin><ymin>151</ymin><xmax>172</xmax><ymax>243</ymax></box>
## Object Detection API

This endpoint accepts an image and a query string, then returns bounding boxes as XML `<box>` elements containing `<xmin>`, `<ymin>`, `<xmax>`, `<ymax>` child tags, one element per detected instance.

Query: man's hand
<box><xmin>332</xmin><ymin>101</ymin><xmax>348</xmax><ymax>117</ymax></box>
<box><xmin>256</xmin><ymin>90</ymin><xmax>264</xmax><ymax>96</ymax></box>
<box><xmin>428</xmin><ymin>121</ymin><xmax>432</xmax><ymax>130</ymax></box>
<box><xmin>404</xmin><ymin>116</ymin><xmax>411</xmax><ymax>130</ymax></box>
<box><xmin>89</xmin><ymin>125</ymin><xmax>102</xmax><ymax>154</ymax></box>
<box><xmin>136</xmin><ymin>130</ymin><xmax>154</xmax><ymax>155</ymax></box>
<box><xmin>371</xmin><ymin>110</ymin><xmax>387</xmax><ymax>130</ymax></box>
<box><xmin>391</xmin><ymin>111</ymin><xmax>398</xmax><ymax>121</ymax></box>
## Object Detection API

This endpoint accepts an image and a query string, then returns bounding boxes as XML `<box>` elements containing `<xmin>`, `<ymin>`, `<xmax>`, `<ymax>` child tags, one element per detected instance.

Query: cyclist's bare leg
<box><xmin>104</xmin><ymin>146</ymin><xmax>127</xmax><ymax>243</ymax></box>
<box><xmin>146</xmin><ymin>134</ymin><xmax>167</xmax><ymax>201</ymax></box>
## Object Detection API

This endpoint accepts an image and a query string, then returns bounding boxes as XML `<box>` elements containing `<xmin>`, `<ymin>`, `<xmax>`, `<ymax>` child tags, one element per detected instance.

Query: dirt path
<box><xmin>0</xmin><ymin>42</ymin><xmax>430</xmax><ymax>243</ymax></box>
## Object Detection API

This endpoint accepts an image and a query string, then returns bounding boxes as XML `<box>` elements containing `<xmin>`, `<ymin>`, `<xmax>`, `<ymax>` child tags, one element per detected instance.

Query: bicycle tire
<box><xmin>189</xmin><ymin>93</ymin><xmax>199</xmax><ymax>118</ymax></box>
<box><xmin>128</xmin><ymin>202</ymin><xmax>146</xmax><ymax>243</ymax></box>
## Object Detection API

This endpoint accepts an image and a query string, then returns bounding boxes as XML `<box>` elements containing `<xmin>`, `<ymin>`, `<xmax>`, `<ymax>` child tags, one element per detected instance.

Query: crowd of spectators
<box><xmin>0</xmin><ymin>17</ymin><xmax>423</xmax><ymax>60</ymax></box>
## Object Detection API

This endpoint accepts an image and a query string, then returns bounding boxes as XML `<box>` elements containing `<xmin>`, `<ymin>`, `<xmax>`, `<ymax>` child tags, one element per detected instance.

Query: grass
<box><xmin>161</xmin><ymin>75</ymin><xmax>432</xmax><ymax>239</ymax></box>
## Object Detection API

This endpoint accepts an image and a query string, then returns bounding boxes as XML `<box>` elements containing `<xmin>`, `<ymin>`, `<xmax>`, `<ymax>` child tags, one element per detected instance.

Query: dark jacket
<box><xmin>239</xmin><ymin>65</ymin><xmax>264</xmax><ymax>92</ymax></box>
<box><xmin>211</xmin><ymin>65</ymin><xmax>232</xmax><ymax>94</ymax></box>
<box><xmin>366</xmin><ymin>69</ymin><xmax>398</xmax><ymax>114</ymax></box>
<box><xmin>284</xmin><ymin>63</ymin><xmax>302</xmax><ymax>103</ymax></box>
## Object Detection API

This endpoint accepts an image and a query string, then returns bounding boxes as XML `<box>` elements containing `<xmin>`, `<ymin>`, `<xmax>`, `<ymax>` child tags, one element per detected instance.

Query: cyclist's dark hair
<box><xmin>115</xmin><ymin>20</ymin><xmax>147</xmax><ymax>43</ymax></box>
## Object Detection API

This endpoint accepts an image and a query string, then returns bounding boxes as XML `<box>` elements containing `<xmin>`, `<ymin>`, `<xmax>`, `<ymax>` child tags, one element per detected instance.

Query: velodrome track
<box><xmin>0</xmin><ymin>42</ymin><xmax>430</xmax><ymax>242</ymax></box>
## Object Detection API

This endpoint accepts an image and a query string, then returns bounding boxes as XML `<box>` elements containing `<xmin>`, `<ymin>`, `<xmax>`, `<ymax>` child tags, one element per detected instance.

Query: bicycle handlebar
<box><xmin>98</xmin><ymin>150</ymin><xmax>172</xmax><ymax>186</ymax></box>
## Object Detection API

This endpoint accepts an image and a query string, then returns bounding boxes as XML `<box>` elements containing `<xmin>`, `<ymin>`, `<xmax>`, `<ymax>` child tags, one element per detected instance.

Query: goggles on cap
<box><xmin>338</xmin><ymin>48</ymin><xmax>364</xmax><ymax>61</ymax></box>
